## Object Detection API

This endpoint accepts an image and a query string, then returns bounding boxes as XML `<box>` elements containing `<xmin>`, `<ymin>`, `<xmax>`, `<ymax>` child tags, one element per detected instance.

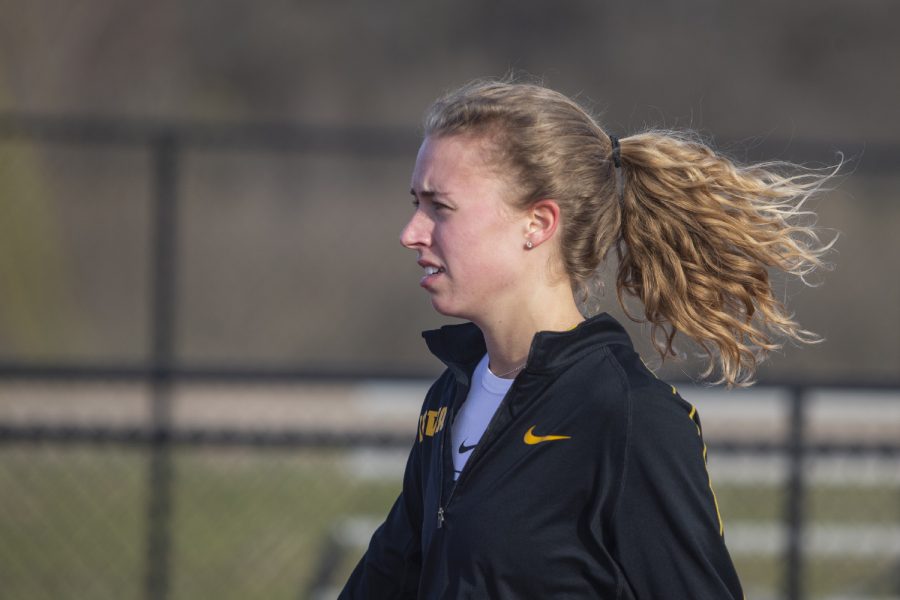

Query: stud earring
<box><xmin>525</xmin><ymin>240</ymin><xmax>534</xmax><ymax>249</ymax></box>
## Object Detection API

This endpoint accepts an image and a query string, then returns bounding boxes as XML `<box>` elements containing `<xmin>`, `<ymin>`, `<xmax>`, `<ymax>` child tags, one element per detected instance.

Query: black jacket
<box><xmin>340</xmin><ymin>313</ymin><xmax>744</xmax><ymax>599</ymax></box>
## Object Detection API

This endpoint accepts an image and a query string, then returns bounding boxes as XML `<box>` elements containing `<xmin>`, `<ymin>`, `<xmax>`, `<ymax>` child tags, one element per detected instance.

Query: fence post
<box><xmin>144</xmin><ymin>133</ymin><xmax>179</xmax><ymax>600</ymax></box>
<box><xmin>784</xmin><ymin>385</ymin><xmax>807</xmax><ymax>600</ymax></box>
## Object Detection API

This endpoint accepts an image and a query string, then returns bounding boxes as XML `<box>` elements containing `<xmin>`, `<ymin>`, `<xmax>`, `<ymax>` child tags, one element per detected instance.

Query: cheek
<box><xmin>433</xmin><ymin>206</ymin><xmax>524</xmax><ymax>287</ymax></box>
<box><xmin>452</xmin><ymin>229</ymin><xmax>523</xmax><ymax>286</ymax></box>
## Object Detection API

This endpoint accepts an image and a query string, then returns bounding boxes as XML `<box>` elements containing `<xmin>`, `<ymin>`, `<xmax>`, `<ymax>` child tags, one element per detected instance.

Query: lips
<box><xmin>418</xmin><ymin>260</ymin><xmax>445</xmax><ymax>288</ymax></box>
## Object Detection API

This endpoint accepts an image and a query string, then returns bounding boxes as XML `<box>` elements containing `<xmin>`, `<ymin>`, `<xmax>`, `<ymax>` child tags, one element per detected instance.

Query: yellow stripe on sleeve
<box><xmin>689</xmin><ymin>403</ymin><xmax>724</xmax><ymax>536</ymax></box>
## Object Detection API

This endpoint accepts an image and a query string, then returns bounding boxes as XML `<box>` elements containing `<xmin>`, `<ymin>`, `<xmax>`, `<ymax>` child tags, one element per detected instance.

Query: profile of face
<box><xmin>401</xmin><ymin>135</ymin><xmax>533</xmax><ymax>323</ymax></box>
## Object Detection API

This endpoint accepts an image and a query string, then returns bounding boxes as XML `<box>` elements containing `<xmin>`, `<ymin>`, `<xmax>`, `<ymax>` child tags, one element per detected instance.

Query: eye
<box><xmin>411</xmin><ymin>198</ymin><xmax>420</xmax><ymax>208</ymax></box>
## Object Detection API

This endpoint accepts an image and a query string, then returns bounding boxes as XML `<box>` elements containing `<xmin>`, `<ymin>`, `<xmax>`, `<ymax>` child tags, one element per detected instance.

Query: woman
<box><xmin>340</xmin><ymin>79</ymin><xmax>834</xmax><ymax>599</ymax></box>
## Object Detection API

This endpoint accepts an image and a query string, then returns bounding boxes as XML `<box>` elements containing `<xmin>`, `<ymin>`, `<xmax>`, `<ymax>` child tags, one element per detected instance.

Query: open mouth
<box><xmin>420</xmin><ymin>265</ymin><xmax>445</xmax><ymax>287</ymax></box>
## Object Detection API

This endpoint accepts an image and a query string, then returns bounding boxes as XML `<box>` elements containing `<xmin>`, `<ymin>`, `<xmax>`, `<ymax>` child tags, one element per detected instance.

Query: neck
<box><xmin>475</xmin><ymin>287</ymin><xmax>585</xmax><ymax>379</ymax></box>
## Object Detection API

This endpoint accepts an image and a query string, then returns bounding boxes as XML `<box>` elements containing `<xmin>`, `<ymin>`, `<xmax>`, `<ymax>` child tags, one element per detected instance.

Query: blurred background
<box><xmin>0</xmin><ymin>1</ymin><xmax>898</xmax><ymax>599</ymax></box>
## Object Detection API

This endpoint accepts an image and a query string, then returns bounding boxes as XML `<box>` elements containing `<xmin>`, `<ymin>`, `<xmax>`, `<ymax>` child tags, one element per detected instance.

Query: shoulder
<box><xmin>560</xmin><ymin>343</ymin><xmax>683</xmax><ymax>415</ymax></box>
<box><xmin>580</xmin><ymin>344</ymin><xmax>700</xmax><ymax>450</ymax></box>
<box><xmin>603</xmin><ymin>343</ymin><xmax>692</xmax><ymax>416</ymax></box>
<box><xmin>602</xmin><ymin>348</ymin><xmax>707</xmax><ymax>474</ymax></box>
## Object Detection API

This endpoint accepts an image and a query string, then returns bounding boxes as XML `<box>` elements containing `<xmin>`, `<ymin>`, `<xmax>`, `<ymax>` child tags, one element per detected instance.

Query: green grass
<box><xmin>716</xmin><ymin>482</ymin><xmax>899</xmax><ymax>524</ymax></box>
<box><xmin>168</xmin><ymin>447</ymin><xmax>399</xmax><ymax>599</ymax></box>
<box><xmin>807</xmin><ymin>486</ymin><xmax>900</xmax><ymax>522</ymax></box>
<box><xmin>0</xmin><ymin>444</ymin><xmax>147</xmax><ymax>600</ymax></box>
<box><xmin>1</xmin><ymin>444</ymin><xmax>897</xmax><ymax>599</ymax></box>
<box><xmin>716</xmin><ymin>483</ymin><xmax>786</xmax><ymax>522</ymax></box>
<box><xmin>731</xmin><ymin>556</ymin><xmax>781</xmax><ymax>598</ymax></box>
<box><xmin>806</xmin><ymin>559</ymin><xmax>900</xmax><ymax>598</ymax></box>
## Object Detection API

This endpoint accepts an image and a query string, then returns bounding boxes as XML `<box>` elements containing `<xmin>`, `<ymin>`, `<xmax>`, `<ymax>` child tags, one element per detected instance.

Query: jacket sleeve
<box><xmin>610</xmin><ymin>389</ymin><xmax>744</xmax><ymax>600</ymax></box>
<box><xmin>339</xmin><ymin>425</ymin><xmax>424</xmax><ymax>598</ymax></box>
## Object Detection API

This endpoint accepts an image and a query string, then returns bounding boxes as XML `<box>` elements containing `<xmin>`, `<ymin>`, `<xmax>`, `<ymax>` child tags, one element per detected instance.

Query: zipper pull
<box><xmin>437</xmin><ymin>507</ymin><xmax>445</xmax><ymax>529</ymax></box>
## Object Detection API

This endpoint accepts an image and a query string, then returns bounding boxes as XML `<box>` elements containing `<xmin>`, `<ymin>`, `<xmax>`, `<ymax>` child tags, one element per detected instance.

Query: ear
<box><xmin>525</xmin><ymin>199</ymin><xmax>561</xmax><ymax>247</ymax></box>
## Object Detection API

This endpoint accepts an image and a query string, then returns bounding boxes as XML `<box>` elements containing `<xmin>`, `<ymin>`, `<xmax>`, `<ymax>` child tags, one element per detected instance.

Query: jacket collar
<box><xmin>422</xmin><ymin>312</ymin><xmax>633</xmax><ymax>377</ymax></box>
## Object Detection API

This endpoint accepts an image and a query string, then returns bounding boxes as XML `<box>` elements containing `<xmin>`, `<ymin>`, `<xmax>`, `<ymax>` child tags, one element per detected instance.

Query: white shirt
<box><xmin>451</xmin><ymin>353</ymin><xmax>515</xmax><ymax>480</ymax></box>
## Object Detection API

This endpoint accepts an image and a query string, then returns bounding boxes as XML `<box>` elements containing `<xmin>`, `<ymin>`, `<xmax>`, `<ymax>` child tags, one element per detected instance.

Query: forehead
<box><xmin>411</xmin><ymin>135</ymin><xmax>506</xmax><ymax>195</ymax></box>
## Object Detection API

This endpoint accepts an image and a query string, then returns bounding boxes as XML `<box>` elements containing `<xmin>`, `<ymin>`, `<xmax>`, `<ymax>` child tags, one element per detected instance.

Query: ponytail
<box><xmin>615</xmin><ymin>131</ymin><xmax>837</xmax><ymax>387</ymax></box>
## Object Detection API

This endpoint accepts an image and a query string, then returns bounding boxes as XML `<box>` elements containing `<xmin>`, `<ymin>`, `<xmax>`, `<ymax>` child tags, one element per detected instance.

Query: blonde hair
<box><xmin>423</xmin><ymin>78</ymin><xmax>837</xmax><ymax>387</ymax></box>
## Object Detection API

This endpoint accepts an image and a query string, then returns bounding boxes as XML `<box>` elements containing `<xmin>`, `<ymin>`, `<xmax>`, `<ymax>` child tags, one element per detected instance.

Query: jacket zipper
<box><xmin>436</xmin><ymin>369</ymin><xmax>473</xmax><ymax>529</ymax></box>
<box><xmin>436</xmin><ymin>371</ymin><xmax>524</xmax><ymax>529</ymax></box>
<box><xmin>436</xmin><ymin>378</ymin><xmax>466</xmax><ymax>529</ymax></box>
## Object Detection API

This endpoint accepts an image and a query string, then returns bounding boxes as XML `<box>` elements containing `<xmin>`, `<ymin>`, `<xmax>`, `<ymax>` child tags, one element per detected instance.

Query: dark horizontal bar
<box><xmin>0</xmin><ymin>113</ymin><xmax>892</xmax><ymax>174</ymax></box>
<box><xmin>0</xmin><ymin>363</ymin><xmax>435</xmax><ymax>383</ymax></box>
<box><xmin>0</xmin><ymin>362</ymin><xmax>898</xmax><ymax>390</ymax></box>
<box><xmin>0</xmin><ymin>113</ymin><xmax>418</xmax><ymax>156</ymax></box>
<box><xmin>0</xmin><ymin>424</ymin><xmax>414</xmax><ymax>449</ymax></box>
<box><xmin>2</xmin><ymin>424</ymin><xmax>898</xmax><ymax>455</ymax></box>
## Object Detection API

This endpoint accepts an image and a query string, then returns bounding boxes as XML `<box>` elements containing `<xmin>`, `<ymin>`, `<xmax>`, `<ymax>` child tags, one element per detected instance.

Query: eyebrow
<box><xmin>410</xmin><ymin>187</ymin><xmax>446</xmax><ymax>199</ymax></box>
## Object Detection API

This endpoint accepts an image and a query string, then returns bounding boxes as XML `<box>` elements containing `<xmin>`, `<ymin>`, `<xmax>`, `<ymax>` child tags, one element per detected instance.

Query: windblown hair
<box><xmin>423</xmin><ymin>78</ymin><xmax>838</xmax><ymax>387</ymax></box>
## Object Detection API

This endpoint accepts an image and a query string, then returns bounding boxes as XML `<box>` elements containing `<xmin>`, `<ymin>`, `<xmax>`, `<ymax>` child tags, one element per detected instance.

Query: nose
<box><xmin>400</xmin><ymin>210</ymin><xmax>432</xmax><ymax>249</ymax></box>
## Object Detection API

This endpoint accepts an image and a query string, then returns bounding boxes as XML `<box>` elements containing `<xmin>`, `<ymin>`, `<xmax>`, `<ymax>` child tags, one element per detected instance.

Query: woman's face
<box><xmin>401</xmin><ymin>134</ymin><xmax>530</xmax><ymax>322</ymax></box>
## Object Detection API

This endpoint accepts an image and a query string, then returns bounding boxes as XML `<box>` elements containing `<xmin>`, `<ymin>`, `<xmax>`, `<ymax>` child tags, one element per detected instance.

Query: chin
<box><xmin>430</xmin><ymin>298</ymin><xmax>457</xmax><ymax>317</ymax></box>
<box><xmin>430</xmin><ymin>297</ymin><xmax>472</xmax><ymax>321</ymax></box>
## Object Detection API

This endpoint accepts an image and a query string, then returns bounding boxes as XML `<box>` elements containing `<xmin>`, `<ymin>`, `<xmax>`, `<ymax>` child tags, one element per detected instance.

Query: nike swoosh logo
<box><xmin>523</xmin><ymin>425</ymin><xmax>571</xmax><ymax>445</ymax></box>
<box><xmin>458</xmin><ymin>440</ymin><xmax>477</xmax><ymax>454</ymax></box>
